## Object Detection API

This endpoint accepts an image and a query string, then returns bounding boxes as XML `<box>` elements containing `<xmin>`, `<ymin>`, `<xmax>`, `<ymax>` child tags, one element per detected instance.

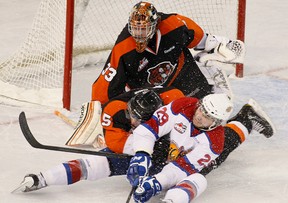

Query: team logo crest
<box><xmin>147</xmin><ymin>61</ymin><xmax>176</xmax><ymax>85</ymax></box>
<box><xmin>174</xmin><ymin>122</ymin><xmax>187</xmax><ymax>134</ymax></box>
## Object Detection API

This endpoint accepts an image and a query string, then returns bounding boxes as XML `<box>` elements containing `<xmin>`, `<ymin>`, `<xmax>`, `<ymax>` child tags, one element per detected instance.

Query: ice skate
<box><xmin>228</xmin><ymin>98</ymin><xmax>275</xmax><ymax>138</ymax></box>
<box><xmin>12</xmin><ymin>173</ymin><xmax>47</xmax><ymax>193</ymax></box>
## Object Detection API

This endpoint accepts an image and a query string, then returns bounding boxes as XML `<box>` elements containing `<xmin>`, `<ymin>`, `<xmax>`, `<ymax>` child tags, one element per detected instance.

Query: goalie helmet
<box><xmin>128</xmin><ymin>89</ymin><xmax>163</xmax><ymax>121</ymax></box>
<box><xmin>199</xmin><ymin>93</ymin><xmax>233</xmax><ymax>130</ymax></box>
<box><xmin>128</xmin><ymin>2</ymin><xmax>160</xmax><ymax>53</ymax></box>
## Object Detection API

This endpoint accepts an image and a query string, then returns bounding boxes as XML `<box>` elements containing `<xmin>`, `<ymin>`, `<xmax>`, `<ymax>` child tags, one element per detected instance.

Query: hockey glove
<box><xmin>196</xmin><ymin>40</ymin><xmax>245</xmax><ymax>65</ymax></box>
<box><xmin>127</xmin><ymin>151</ymin><xmax>152</xmax><ymax>187</ymax></box>
<box><xmin>134</xmin><ymin>176</ymin><xmax>162</xmax><ymax>203</ymax></box>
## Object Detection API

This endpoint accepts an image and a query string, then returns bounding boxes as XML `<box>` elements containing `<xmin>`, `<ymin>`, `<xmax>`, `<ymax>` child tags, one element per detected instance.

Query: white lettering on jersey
<box><xmin>102</xmin><ymin>63</ymin><xmax>117</xmax><ymax>82</ymax></box>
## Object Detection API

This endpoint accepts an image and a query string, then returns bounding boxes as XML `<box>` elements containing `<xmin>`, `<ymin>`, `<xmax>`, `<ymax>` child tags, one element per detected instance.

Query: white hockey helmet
<box><xmin>199</xmin><ymin>93</ymin><xmax>233</xmax><ymax>130</ymax></box>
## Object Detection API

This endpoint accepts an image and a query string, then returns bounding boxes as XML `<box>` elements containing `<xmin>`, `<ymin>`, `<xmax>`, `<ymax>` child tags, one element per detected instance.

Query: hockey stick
<box><xmin>19</xmin><ymin>112</ymin><xmax>131</xmax><ymax>158</ymax></box>
<box><xmin>126</xmin><ymin>187</ymin><xmax>136</xmax><ymax>203</ymax></box>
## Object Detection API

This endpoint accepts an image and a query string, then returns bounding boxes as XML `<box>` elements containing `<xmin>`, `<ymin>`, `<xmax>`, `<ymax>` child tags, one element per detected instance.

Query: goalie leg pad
<box><xmin>66</xmin><ymin>101</ymin><xmax>106</xmax><ymax>148</ymax></box>
<box><xmin>198</xmin><ymin>63</ymin><xmax>234</xmax><ymax>100</ymax></box>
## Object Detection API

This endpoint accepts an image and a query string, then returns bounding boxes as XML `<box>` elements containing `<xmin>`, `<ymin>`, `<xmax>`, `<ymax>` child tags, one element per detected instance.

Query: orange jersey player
<box><xmin>91</xmin><ymin>2</ymin><xmax>245</xmax><ymax>105</ymax></box>
<box><xmin>101</xmin><ymin>86</ymin><xmax>184</xmax><ymax>154</ymax></box>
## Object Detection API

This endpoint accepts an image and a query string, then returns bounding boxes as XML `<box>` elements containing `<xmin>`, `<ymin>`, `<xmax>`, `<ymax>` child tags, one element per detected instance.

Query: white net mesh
<box><xmin>0</xmin><ymin>0</ymin><xmax>240</xmax><ymax>107</ymax></box>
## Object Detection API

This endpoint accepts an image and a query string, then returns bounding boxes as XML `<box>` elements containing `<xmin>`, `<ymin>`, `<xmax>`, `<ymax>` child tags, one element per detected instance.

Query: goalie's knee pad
<box><xmin>162</xmin><ymin>173</ymin><xmax>207</xmax><ymax>203</ymax></box>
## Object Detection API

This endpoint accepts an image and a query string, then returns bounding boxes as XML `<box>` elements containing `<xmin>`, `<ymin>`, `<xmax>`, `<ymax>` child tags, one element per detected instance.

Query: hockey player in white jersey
<box><xmin>126</xmin><ymin>93</ymin><xmax>233</xmax><ymax>202</ymax></box>
<box><xmin>126</xmin><ymin>95</ymin><xmax>274</xmax><ymax>202</ymax></box>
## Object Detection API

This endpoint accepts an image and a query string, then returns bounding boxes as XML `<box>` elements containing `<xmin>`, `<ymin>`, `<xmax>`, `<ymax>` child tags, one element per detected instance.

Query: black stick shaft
<box><xmin>126</xmin><ymin>187</ymin><xmax>136</xmax><ymax>203</ymax></box>
<box><xmin>18</xmin><ymin>112</ymin><xmax>132</xmax><ymax>158</ymax></box>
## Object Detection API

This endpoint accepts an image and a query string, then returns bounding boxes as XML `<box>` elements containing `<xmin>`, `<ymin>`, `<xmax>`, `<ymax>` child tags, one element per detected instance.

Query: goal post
<box><xmin>0</xmin><ymin>0</ymin><xmax>246</xmax><ymax>110</ymax></box>
<box><xmin>236</xmin><ymin>0</ymin><xmax>246</xmax><ymax>78</ymax></box>
<box><xmin>63</xmin><ymin>0</ymin><xmax>75</xmax><ymax>110</ymax></box>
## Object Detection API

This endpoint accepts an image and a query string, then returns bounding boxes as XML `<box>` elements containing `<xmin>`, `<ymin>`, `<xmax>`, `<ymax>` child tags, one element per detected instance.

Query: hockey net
<box><xmin>0</xmin><ymin>0</ymin><xmax>245</xmax><ymax>109</ymax></box>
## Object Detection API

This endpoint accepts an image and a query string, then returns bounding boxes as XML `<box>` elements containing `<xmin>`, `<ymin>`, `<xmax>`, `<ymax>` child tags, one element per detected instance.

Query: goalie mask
<box><xmin>127</xmin><ymin>89</ymin><xmax>163</xmax><ymax>122</ymax></box>
<box><xmin>128</xmin><ymin>2</ymin><xmax>160</xmax><ymax>53</ymax></box>
<box><xmin>195</xmin><ymin>94</ymin><xmax>233</xmax><ymax>131</ymax></box>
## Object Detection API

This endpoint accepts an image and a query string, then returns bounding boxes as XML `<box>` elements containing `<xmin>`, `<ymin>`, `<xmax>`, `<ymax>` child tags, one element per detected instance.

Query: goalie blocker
<box><xmin>66</xmin><ymin>101</ymin><xmax>106</xmax><ymax>149</ymax></box>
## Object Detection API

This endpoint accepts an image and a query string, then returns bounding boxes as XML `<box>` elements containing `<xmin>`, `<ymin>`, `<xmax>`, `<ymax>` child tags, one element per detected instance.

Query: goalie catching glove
<box><xmin>195</xmin><ymin>34</ymin><xmax>245</xmax><ymax>66</ymax></box>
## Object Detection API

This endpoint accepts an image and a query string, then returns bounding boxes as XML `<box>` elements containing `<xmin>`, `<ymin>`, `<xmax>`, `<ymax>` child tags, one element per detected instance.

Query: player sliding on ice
<box><xmin>15</xmin><ymin>91</ymin><xmax>274</xmax><ymax>203</ymax></box>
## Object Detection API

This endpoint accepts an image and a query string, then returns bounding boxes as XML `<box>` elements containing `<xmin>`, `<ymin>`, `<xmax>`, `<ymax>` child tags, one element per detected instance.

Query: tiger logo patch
<box><xmin>147</xmin><ymin>61</ymin><xmax>176</xmax><ymax>85</ymax></box>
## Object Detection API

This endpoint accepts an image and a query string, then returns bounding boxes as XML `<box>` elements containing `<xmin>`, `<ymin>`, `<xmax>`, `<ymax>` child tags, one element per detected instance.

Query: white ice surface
<box><xmin>0</xmin><ymin>0</ymin><xmax>288</xmax><ymax>202</ymax></box>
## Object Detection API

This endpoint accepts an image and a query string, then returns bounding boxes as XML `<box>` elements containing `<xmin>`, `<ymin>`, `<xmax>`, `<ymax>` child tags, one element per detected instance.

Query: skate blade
<box><xmin>11</xmin><ymin>179</ymin><xmax>33</xmax><ymax>193</ymax></box>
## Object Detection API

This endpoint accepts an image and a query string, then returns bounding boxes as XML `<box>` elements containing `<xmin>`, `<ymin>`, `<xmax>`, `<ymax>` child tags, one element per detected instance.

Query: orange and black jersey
<box><xmin>92</xmin><ymin>13</ymin><xmax>212</xmax><ymax>104</ymax></box>
<box><xmin>101</xmin><ymin>87</ymin><xmax>184</xmax><ymax>153</ymax></box>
